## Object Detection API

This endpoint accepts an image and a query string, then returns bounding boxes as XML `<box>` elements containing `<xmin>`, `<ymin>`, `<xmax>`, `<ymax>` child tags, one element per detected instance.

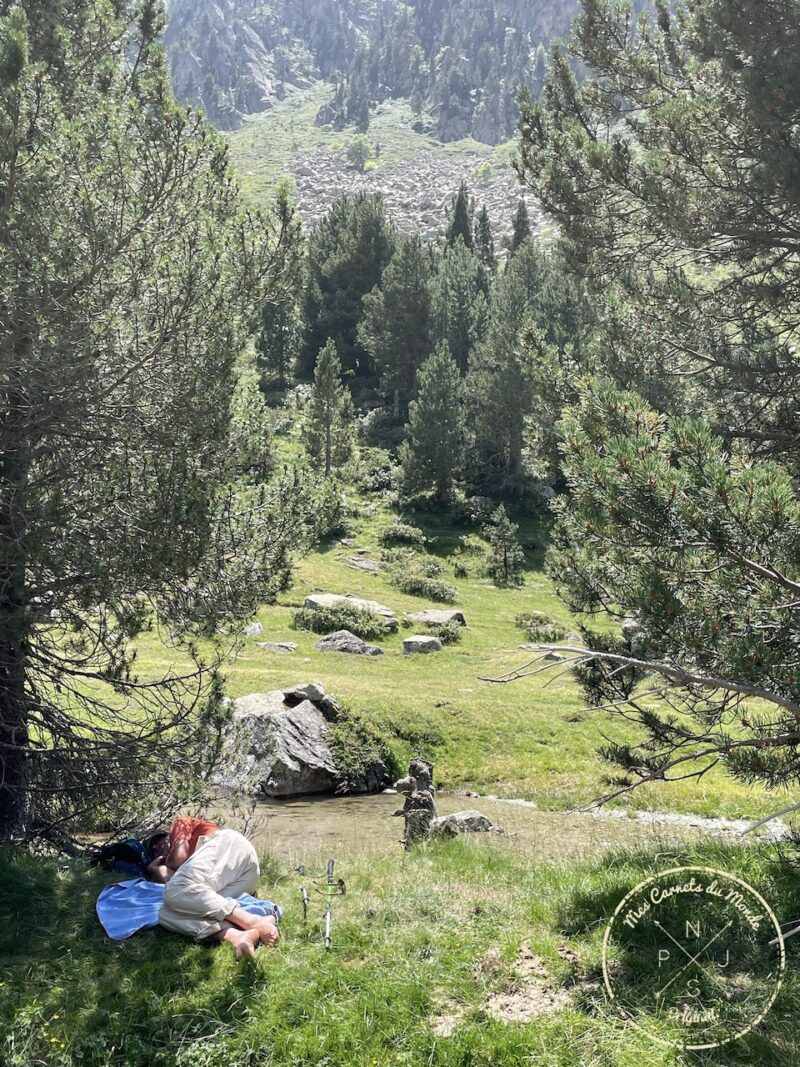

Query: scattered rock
<box><xmin>304</xmin><ymin>592</ymin><xmax>398</xmax><ymax>629</ymax></box>
<box><xmin>403</xmin><ymin>634</ymin><xmax>443</xmax><ymax>655</ymax></box>
<box><xmin>430</xmin><ymin>810</ymin><xmax>500</xmax><ymax>836</ymax></box>
<box><xmin>289</xmin><ymin>145</ymin><xmax>544</xmax><ymax>248</ymax></box>
<box><xmin>346</xmin><ymin>556</ymin><xmax>382</xmax><ymax>573</ymax></box>
<box><xmin>242</xmin><ymin>621</ymin><xmax>263</xmax><ymax>637</ymax></box>
<box><xmin>284</xmin><ymin>681</ymin><xmax>326</xmax><ymax>704</ymax></box>
<box><xmin>406</xmin><ymin>609</ymin><xmax>466</xmax><ymax>627</ymax></box>
<box><xmin>257</xmin><ymin>641</ymin><xmax>297</xmax><ymax>654</ymax></box>
<box><xmin>316</xmin><ymin>629</ymin><xmax>384</xmax><ymax>656</ymax></box>
<box><xmin>340</xmin><ymin>537</ymin><xmax>355</xmax><ymax>546</ymax></box>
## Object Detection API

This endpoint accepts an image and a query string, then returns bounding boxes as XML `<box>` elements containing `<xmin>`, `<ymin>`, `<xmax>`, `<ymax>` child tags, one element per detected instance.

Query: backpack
<box><xmin>90</xmin><ymin>837</ymin><xmax>152</xmax><ymax>877</ymax></box>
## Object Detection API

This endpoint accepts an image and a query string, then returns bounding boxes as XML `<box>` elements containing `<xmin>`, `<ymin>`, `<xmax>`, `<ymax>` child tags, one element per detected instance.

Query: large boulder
<box><xmin>430</xmin><ymin>810</ymin><xmax>500</xmax><ymax>836</ymax></box>
<box><xmin>403</xmin><ymin>634</ymin><xmax>443</xmax><ymax>655</ymax></box>
<box><xmin>406</xmin><ymin>609</ymin><xmax>466</xmax><ymax>628</ymax></box>
<box><xmin>220</xmin><ymin>694</ymin><xmax>339</xmax><ymax>798</ymax></box>
<box><xmin>316</xmin><ymin>630</ymin><xmax>384</xmax><ymax>656</ymax></box>
<box><xmin>215</xmin><ymin>683</ymin><xmax>387</xmax><ymax>797</ymax></box>
<box><xmin>304</xmin><ymin>592</ymin><xmax>398</xmax><ymax>630</ymax></box>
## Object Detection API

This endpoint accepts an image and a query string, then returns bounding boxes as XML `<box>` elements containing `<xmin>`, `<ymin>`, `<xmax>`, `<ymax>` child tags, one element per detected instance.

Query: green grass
<box><xmin>226</xmin><ymin>87</ymin><xmax>518</xmax><ymax>203</ymax></box>
<box><xmin>134</xmin><ymin>487</ymin><xmax>777</xmax><ymax>820</ymax></box>
<box><xmin>3</xmin><ymin>836</ymin><xmax>799</xmax><ymax>1066</ymax></box>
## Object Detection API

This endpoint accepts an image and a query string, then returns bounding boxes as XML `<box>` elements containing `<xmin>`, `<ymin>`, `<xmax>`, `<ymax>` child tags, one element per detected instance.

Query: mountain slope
<box><xmin>164</xmin><ymin>0</ymin><xmax>380</xmax><ymax>130</ymax></box>
<box><xmin>165</xmin><ymin>0</ymin><xmax>580</xmax><ymax>141</ymax></box>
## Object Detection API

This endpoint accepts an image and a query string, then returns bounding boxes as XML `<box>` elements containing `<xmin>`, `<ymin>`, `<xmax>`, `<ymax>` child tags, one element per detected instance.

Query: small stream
<box><xmin>237</xmin><ymin>792</ymin><xmax>722</xmax><ymax>867</ymax></box>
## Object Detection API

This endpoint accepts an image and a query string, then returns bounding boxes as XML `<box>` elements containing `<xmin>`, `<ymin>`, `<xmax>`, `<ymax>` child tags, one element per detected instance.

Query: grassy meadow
<box><xmin>137</xmin><ymin>482</ymin><xmax>778</xmax><ymax>821</ymax></box>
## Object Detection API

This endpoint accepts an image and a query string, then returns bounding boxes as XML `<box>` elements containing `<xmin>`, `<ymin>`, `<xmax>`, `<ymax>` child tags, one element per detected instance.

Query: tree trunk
<box><xmin>0</xmin><ymin>374</ymin><xmax>31</xmax><ymax>838</ymax></box>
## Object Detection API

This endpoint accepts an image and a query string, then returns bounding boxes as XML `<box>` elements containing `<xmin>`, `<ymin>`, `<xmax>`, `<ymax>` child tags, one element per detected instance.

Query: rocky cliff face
<box><xmin>165</xmin><ymin>0</ymin><xmax>580</xmax><ymax>140</ymax></box>
<box><xmin>165</xmin><ymin>0</ymin><xmax>379</xmax><ymax>130</ymax></box>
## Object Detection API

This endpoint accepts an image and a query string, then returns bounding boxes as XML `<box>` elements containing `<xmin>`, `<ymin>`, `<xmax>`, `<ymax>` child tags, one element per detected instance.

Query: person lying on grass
<box><xmin>145</xmin><ymin>816</ymin><xmax>280</xmax><ymax>961</ymax></box>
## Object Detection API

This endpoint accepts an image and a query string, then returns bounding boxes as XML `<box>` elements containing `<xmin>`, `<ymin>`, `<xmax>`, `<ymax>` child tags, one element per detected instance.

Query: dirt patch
<box><xmin>482</xmin><ymin>942</ymin><xmax>573</xmax><ymax>1024</ymax></box>
<box><xmin>431</xmin><ymin>941</ymin><xmax>602</xmax><ymax>1036</ymax></box>
<box><xmin>432</xmin><ymin>1007</ymin><xmax>467</xmax><ymax>1038</ymax></box>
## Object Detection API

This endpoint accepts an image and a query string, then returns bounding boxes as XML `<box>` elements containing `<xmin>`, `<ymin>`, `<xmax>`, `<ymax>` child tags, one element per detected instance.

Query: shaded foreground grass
<box><xmin>2</xmin><ymin>835</ymin><xmax>800</xmax><ymax>1066</ymax></box>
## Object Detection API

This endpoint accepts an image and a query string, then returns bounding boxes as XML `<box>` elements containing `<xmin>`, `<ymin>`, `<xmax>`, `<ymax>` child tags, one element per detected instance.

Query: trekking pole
<box><xmin>320</xmin><ymin>857</ymin><xmax>345</xmax><ymax>950</ymax></box>
<box><xmin>297</xmin><ymin>864</ymin><xmax>309</xmax><ymax>923</ymax></box>
<box><xmin>324</xmin><ymin>859</ymin><xmax>335</xmax><ymax>949</ymax></box>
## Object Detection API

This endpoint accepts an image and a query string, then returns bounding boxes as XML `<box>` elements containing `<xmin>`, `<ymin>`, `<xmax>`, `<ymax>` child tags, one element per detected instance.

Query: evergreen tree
<box><xmin>474</xmin><ymin>204</ymin><xmax>496</xmax><ymax>272</ymax></box>
<box><xmin>0</xmin><ymin>0</ymin><xmax>307</xmax><ymax>838</ymax></box>
<box><xmin>514</xmin><ymin>0</ymin><xmax>800</xmax><ymax>801</ymax></box>
<box><xmin>446</xmin><ymin>181</ymin><xmax>474</xmax><ymax>249</ymax></box>
<box><xmin>431</xmin><ymin>239</ymin><xmax>489</xmax><ymax>374</ymax></box>
<box><xmin>304</xmin><ymin>341</ymin><xmax>354</xmax><ymax>477</ymax></box>
<box><xmin>358</xmin><ymin>236</ymin><xmax>435</xmax><ymax>413</ymax></box>
<box><xmin>510</xmin><ymin>200</ymin><xmax>532</xmax><ymax>254</ymax></box>
<box><xmin>256</xmin><ymin>181</ymin><xmax>303</xmax><ymax>390</ymax></box>
<box><xmin>346</xmin><ymin>136</ymin><xmax>373</xmax><ymax>172</ymax></box>
<box><xmin>301</xmin><ymin>194</ymin><xmax>396</xmax><ymax>379</ymax></box>
<box><xmin>400</xmin><ymin>344</ymin><xmax>464</xmax><ymax>503</ymax></box>
<box><xmin>466</xmin><ymin>241</ymin><xmax>594</xmax><ymax>495</ymax></box>
<box><xmin>484</xmin><ymin>506</ymin><xmax>525</xmax><ymax>587</ymax></box>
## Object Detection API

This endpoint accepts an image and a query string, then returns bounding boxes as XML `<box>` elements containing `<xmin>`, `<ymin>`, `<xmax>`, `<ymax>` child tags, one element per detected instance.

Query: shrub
<box><xmin>388</xmin><ymin>570</ymin><xmax>457</xmax><ymax>603</ymax></box>
<box><xmin>326</xmin><ymin>707</ymin><xmax>401</xmax><ymax>793</ymax></box>
<box><xmin>292</xmin><ymin>605</ymin><xmax>391</xmax><ymax>641</ymax></box>
<box><xmin>380</xmin><ymin>546</ymin><xmax>416</xmax><ymax>567</ymax></box>
<box><xmin>357</xmin><ymin>407</ymin><xmax>407</xmax><ymax>449</ymax></box>
<box><xmin>417</xmin><ymin>557</ymin><xmax>446</xmax><ymax>577</ymax></box>
<box><xmin>352</xmin><ymin>448</ymin><xmax>400</xmax><ymax>494</ymax></box>
<box><xmin>310</xmin><ymin>480</ymin><xmax>351</xmax><ymax>540</ymax></box>
<box><xmin>430</xmin><ymin>620</ymin><xmax>462</xmax><ymax>645</ymax></box>
<box><xmin>451</xmin><ymin>494</ymin><xmax>496</xmax><ymax>527</ymax></box>
<box><xmin>516</xmin><ymin>611</ymin><xmax>568</xmax><ymax>643</ymax></box>
<box><xmin>379</xmin><ymin>521</ymin><xmax>428</xmax><ymax>548</ymax></box>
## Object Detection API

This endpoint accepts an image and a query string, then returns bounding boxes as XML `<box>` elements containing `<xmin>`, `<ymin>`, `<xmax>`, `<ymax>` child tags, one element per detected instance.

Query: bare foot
<box><xmin>233</xmin><ymin>928</ymin><xmax>260</xmax><ymax>961</ymax></box>
<box><xmin>254</xmin><ymin>916</ymin><xmax>280</xmax><ymax>948</ymax></box>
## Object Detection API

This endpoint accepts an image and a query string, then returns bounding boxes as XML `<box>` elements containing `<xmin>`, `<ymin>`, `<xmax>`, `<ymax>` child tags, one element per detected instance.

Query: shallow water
<box><xmin>235</xmin><ymin>791</ymin><xmax>696</xmax><ymax>868</ymax></box>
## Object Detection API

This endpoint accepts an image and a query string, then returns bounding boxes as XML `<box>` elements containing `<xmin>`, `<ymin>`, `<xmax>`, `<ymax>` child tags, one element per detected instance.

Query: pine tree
<box><xmin>484</xmin><ymin>506</ymin><xmax>525</xmax><ymax>587</ymax></box>
<box><xmin>0</xmin><ymin>0</ymin><xmax>308</xmax><ymax>838</ymax></box>
<box><xmin>358</xmin><ymin>236</ymin><xmax>435</xmax><ymax>414</ymax></box>
<box><xmin>256</xmin><ymin>180</ymin><xmax>303</xmax><ymax>390</ymax></box>
<box><xmin>514</xmin><ymin>0</ymin><xmax>800</xmax><ymax>802</ymax></box>
<box><xmin>510</xmin><ymin>200</ymin><xmax>532</xmax><ymax>254</ymax></box>
<box><xmin>465</xmin><ymin>241</ymin><xmax>594</xmax><ymax>495</ymax></box>
<box><xmin>400</xmin><ymin>344</ymin><xmax>464</xmax><ymax>503</ymax></box>
<box><xmin>446</xmin><ymin>181</ymin><xmax>474</xmax><ymax>249</ymax></box>
<box><xmin>301</xmin><ymin>194</ymin><xmax>396</xmax><ymax>379</ymax></box>
<box><xmin>431</xmin><ymin>240</ymin><xmax>489</xmax><ymax>374</ymax></box>
<box><xmin>304</xmin><ymin>341</ymin><xmax>354</xmax><ymax>477</ymax></box>
<box><xmin>474</xmin><ymin>204</ymin><xmax>496</xmax><ymax>271</ymax></box>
